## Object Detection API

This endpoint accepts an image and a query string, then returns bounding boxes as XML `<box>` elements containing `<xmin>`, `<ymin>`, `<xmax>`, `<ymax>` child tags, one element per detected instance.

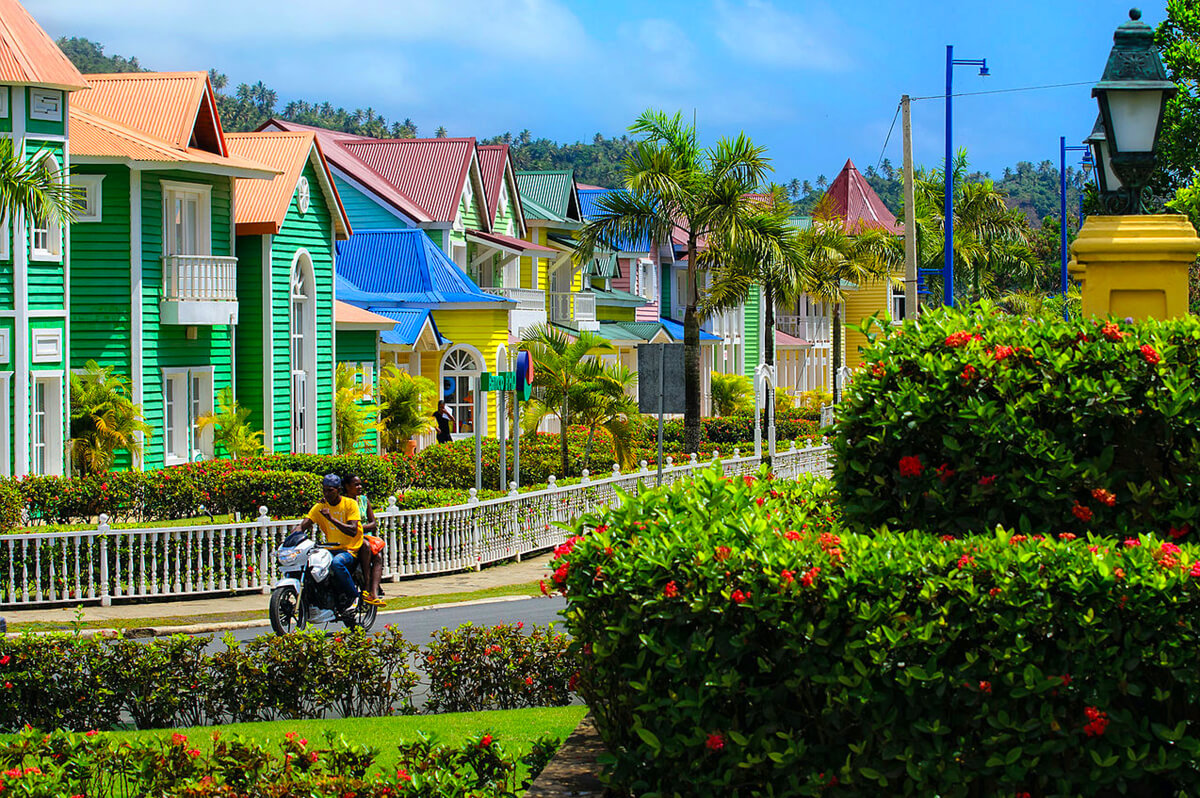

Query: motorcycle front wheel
<box><xmin>354</xmin><ymin>597</ymin><xmax>378</xmax><ymax>632</ymax></box>
<box><xmin>269</xmin><ymin>585</ymin><xmax>301</xmax><ymax>635</ymax></box>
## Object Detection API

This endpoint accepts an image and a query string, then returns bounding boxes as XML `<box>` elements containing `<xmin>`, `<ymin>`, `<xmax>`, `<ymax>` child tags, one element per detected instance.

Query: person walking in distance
<box><xmin>434</xmin><ymin>399</ymin><xmax>455</xmax><ymax>444</ymax></box>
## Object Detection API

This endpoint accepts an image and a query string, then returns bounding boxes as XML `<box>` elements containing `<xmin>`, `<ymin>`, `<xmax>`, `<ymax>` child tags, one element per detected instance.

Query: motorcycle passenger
<box><xmin>290</xmin><ymin>473</ymin><xmax>363</xmax><ymax>618</ymax></box>
<box><xmin>343</xmin><ymin>474</ymin><xmax>385</xmax><ymax>606</ymax></box>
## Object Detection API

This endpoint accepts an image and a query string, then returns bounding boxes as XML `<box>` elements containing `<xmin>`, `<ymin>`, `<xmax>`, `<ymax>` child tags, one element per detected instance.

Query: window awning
<box><xmin>465</xmin><ymin>229</ymin><xmax>556</xmax><ymax>258</ymax></box>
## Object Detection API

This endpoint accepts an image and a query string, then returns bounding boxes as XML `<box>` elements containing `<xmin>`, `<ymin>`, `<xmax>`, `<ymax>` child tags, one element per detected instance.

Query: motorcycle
<box><xmin>268</xmin><ymin>528</ymin><xmax>378</xmax><ymax>635</ymax></box>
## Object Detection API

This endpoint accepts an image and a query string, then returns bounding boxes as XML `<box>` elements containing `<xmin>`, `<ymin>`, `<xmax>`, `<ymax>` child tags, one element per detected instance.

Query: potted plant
<box><xmin>377</xmin><ymin>364</ymin><xmax>437</xmax><ymax>455</ymax></box>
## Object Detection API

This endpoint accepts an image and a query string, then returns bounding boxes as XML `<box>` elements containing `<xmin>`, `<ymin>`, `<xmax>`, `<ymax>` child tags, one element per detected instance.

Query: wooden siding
<box><xmin>234</xmin><ymin>233</ymin><xmax>267</xmax><ymax>440</ymax></box>
<box><xmin>23</xmin><ymin>139</ymin><xmax>64</xmax><ymax>310</ymax></box>
<box><xmin>335</xmin><ymin>329</ymin><xmax>378</xmax><ymax>453</ymax></box>
<box><xmin>140</xmin><ymin>171</ymin><xmax>235</xmax><ymax>469</ymax></box>
<box><xmin>70</xmin><ymin>165</ymin><xmax>132</xmax><ymax>373</ymax></box>
<box><xmin>429</xmin><ymin>308</ymin><xmax>508</xmax><ymax>437</ymax></box>
<box><xmin>743</xmin><ymin>285</ymin><xmax>760</xmax><ymax>380</ymax></box>
<box><xmin>842</xmin><ymin>279</ymin><xmax>889</xmax><ymax>369</ymax></box>
<box><xmin>332</xmin><ymin>174</ymin><xmax>409</xmax><ymax>230</ymax></box>
<box><xmin>24</xmin><ymin>89</ymin><xmax>65</xmax><ymax>136</ymax></box>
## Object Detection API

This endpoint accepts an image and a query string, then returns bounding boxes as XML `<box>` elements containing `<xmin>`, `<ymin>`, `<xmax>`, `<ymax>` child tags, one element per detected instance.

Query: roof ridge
<box><xmin>85</xmin><ymin>70</ymin><xmax>208</xmax><ymax>80</ymax></box>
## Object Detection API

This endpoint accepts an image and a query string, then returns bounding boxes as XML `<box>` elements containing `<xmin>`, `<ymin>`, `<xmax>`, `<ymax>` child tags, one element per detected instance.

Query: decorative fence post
<box><xmin>98</xmin><ymin>514</ymin><xmax>111</xmax><ymax>607</ymax></box>
<box><xmin>581</xmin><ymin>469</ymin><xmax>590</xmax><ymax>485</ymax></box>
<box><xmin>469</xmin><ymin>488</ymin><xmax>482</xmax><ymax>572</ymax></box>
<box><xmin>385</xmin><ymin>496</ymin><xmax>399</xmax><ymax>579</ymax></box>
<box><xmin>257</xmin><ymin>506</ymin><xmax>271</xmax><ymax>595</ymax></box>
<box><xmin>508</xmin><ymin>480</ymin><xmax>519</xmax><ymax>564</ymax></box>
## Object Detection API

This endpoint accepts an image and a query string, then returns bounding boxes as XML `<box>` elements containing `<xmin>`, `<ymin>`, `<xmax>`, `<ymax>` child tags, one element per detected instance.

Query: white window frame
<box><xmin>71</xmin><ymin>174</ymin><xmax>105</xmax><ymax>223</ymax></box>
<box><xmin>30</xmin><ymin>372</ymin><xmax>64</xmax><ymax>476</ymax></box>
<box><xmin>296</xmin><ymin>176</ymin><xmax>310</xmax><ymax>215</ymax></box>
<box><xmin>0</xmin><ymin>88</ymin><xmax>9</xmax><ymax>119</ymax></box>
<box><xmin>30</xmin><ymin>154</ymin><xmax>63</xmax><ymax>262</ymax></box>
<box><xmin>0</xmin><ymin>372</ymin><xmax>10</xmax><ymax>476</ymax></box>
<box><xmin>162</xmin><ymin>368</ymin><xmax>214</xmax><ymax>465</ymax></box>
<box><xmin>0</xmin><ymin>328</ymin><xmax>8</xmax><ymax>364</ymax></box>
<box><xmin>440</xmin><ymin>344</ymin><xmax>482</xmax><ymax>440</ymax></box>
<box><xmin>290</xmin><ymin>250</ymin><xmax>318</xmax><ymax>454</ymax></box>
<box><xmin>161</xmin><ymin>180</ymin><xmax>213</xmax><ymax>257</ymax></box>
<box><xmin>29</xmin><ymin>89</ymin><xmax>62</xmax><ymax>122</ymax></box>
<box><xmin>451</xmin><ymin>242</ymin><xmax>468</xmax><ymax>272</ymax></box>
<box><xmin>355</xmin><ymin>362</ymin><xmax>375</xmax><ymax>399</ymax></box>
<box><xmin>31</xmin><ymin>329</ymin><xmax>62</xmax><ymax>363</ymax></box>
<box><xmin>0</xmin><ymin>207</ymin><xmax>9</xmax><ymax>261</ymax></box>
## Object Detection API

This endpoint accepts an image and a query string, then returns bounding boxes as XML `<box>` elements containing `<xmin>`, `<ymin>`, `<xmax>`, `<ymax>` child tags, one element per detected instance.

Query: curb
<box><xmin>5</xmin><ymin>594</ymin><xmax>550</xmax><ymax>639</ymax></box>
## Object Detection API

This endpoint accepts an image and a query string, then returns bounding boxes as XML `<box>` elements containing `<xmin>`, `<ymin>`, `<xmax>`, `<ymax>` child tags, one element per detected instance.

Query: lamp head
<box><xmin>978</xmin><ymin>60</ymin><xmax>990</xmax><ymax>77</ymax></box>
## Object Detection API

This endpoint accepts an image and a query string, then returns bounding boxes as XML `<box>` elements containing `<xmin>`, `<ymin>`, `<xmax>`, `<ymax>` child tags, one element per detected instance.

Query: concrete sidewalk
<box><xmin>2</xmin><ymin>553</ymin><xmax>554</xmax><ymax>626</ymax></box>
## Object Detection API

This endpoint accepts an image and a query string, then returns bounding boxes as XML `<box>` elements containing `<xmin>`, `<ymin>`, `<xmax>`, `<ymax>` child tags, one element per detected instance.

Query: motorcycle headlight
<box><xmin>276</xmin><ymin>548</ymin><xmax>299</xmax><ymax>566</ymax></box>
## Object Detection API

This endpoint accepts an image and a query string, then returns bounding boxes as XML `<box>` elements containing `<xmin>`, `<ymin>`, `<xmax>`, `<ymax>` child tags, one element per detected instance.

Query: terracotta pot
<box><xmin>403</xmin><ymin>439</ymin><xmax>417</xmax><ymax>457</ymax></box>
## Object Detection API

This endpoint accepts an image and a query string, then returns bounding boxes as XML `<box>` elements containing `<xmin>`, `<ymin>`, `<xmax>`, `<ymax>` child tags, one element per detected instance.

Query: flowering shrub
<box><xmin>424</xmin><ymin>622</ymin><xmax>578</xmax><ymax>713</ymax></box>
<box><xmin>835</xmin><ymin>306</ymin><xmax>1200</xmax><ymax>537</ymax></box>
<box><xmin>0</xmin><ymin>725</ymin><xmax>559</xmax><ymax>797</ymax></box>
<box><xmin>219</xmin><ymin>470</ymin><xmax>323</xmax><ymax>519</ymax></box>
<box><xmin>554</xmin><ymin>468</ymin><xmax>1200</xmax><ymax>797</ymax></box>
<box><xmin>0</xmin><ymin>478</ymin><xmax>22</xmax><ymax>532</ymax></box>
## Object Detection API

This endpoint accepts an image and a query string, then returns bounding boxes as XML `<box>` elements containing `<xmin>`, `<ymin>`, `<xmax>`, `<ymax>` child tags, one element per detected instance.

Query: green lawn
<box><xmin>105</xmin><ymin>706</ymin><xmax>587</xmax><ymax>773</ymax></box>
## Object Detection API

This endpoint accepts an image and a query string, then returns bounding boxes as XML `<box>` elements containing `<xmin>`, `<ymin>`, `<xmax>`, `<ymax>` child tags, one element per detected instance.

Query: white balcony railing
<box><xmin>482</xmin><ymin>286</ymin><xmax>545</xmax><ymax>311</ymax></box>
<box><xmin>160</xmin><ymin>255</ymin><xmax>239</xmax><ymax>325</ymax></box>
<box><xmin>777</xmin><ymin>315</ymin><xmax>831</xmax><ymax>343</ymax></box>
<box><xmin>549</xmin><ymin>291</ymin><xmax>596</xmax><ymax>325</ymax></box>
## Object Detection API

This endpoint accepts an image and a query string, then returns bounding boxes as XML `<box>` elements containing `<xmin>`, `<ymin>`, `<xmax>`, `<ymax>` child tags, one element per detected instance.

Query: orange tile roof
<box><xmin>226</xmin><ymin>131</ymin><xmax>351</xmax><ymax>239</ymax></box>
<box><xmin>0</xmin><ymin>0</ymin><xmax>87</xmax><ymax>90</ymax></box>
<box><xmin>75</xmin><ymin>72</ymin><xmax>224</xmax><ymax>154</ymax></box>
<box><xmin>335</xmin><ymin>300</ymin><xmax>396</xmax><ymax>329</ymax></box>
<box><xmin>69</xmin><ymin>106</ymin><xmax>276</xmax><ymax>176</ymax></box>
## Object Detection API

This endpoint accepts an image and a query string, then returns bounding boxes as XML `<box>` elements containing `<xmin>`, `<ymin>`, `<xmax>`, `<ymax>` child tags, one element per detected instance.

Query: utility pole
<box><xmin>902</xmin><ymin>95</ymin><xmax>917</xmax><ymax>320</ymax></box>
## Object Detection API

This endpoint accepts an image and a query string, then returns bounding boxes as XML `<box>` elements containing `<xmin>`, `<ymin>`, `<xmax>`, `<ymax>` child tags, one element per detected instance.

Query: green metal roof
<box><xmin>616</xmin><ymin>321</ymin><xmax>666</xmax><ymax>341</ymax></box>
<box><xmin>592</xmin><ymin>287</ymin><xmax>645</xmax><ymax>307</ymax></box>
<box><xmin>516</xmin><ymin>170</ymin><xmax>579</xmax><ymax>222</ymax></box>
<box><xmin>584</xmin><ymin>252</ymin><xmax>618</xmax><ymax>279</ymax></box>
<box><xmin>520</xmin><ymin>193</ymin><xmax>560</xmax><ymax>222</ymax></box>
<box><xmin>597</xmin><ymin>321</ymin><xmax>648</xmax><ymax>341</ymax></box>
<box><xmin>788</xmin><ymin>215</ymin><xmax>813</xmax><ymax>230</ymax></box>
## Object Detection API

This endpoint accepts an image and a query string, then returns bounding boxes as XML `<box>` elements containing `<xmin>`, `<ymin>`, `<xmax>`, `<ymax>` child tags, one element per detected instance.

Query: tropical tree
<box><xmin>196</xmin><ymin>387</ymin><xmax>263</xmax><ymax>459</ymax></box>
<box><xmin>576</xmin><ymin>110</ymin><xmax>772</xmax><ymax>453</ymax></box>
<box><xmin>0</xmin><ymin>138</ymin><xmax>77</xmax><ymax>233</ymax></box>
<box><xmin>376</xmin><ymin>365</ymin><xmax>438</xmax><ymax>452</ymax></box>
<box><xmin>519</xmin><ymin>324</ymin><xmax>615</xmax><ymax>476</ymax></box>
<box><xmin>572</xmin><ymin>363</ymin><xmax>642</xmax><ymax>468</ymax></box>
<box><xmin>334</xmin><ymin>363</ymin><xmax>377</xmax><ymax>453</ymax></box>
<box><xmin>69</xmin><ymin>360</ymin><xmax>152</xmax><ymax>474</ymax></box>
<box><xmin>710</xmin><ymin>371</ymin><xmax>753</xmax><ymax>417</ymax></box>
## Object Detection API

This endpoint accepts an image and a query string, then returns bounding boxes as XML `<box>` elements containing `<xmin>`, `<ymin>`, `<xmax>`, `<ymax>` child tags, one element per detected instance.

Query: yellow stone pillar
<box><xmin>1068</xmin><ymin>214</ymin><xmax>1200</xmax><ymax>320</ymax></box>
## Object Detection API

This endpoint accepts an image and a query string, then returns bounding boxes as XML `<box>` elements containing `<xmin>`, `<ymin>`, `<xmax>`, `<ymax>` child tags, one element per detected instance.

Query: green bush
<box><xmin>554</xmin><ymin>469</ymin><xmax>1200</xmax><ymax>797</ymax></box>
<box><xmin>424</xmin><ymin>622</ymin><xmax>578</xmax><ymax>713</ymax></box>
<box><xmin>218</xmin><ymin>470</ymin><xmax>323</xmax><ymax>519</ymax></box>
<box><xmin>0</xmin><ymin>478</ymin><xmax>24</xmax><ymax>531</ymax></box>
<box><xmin>834</xmin><ymin>307</ymin><xmax>1200</xmax><ymax>538</ymax></box>
<box><xmin>245</xmin><ymin>454</ymin><xmax>397</xmax><ymax>499</ymax></box>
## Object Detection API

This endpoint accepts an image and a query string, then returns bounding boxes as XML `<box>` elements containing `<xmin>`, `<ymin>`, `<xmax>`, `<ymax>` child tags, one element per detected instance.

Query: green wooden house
<box><xmin>69</xmin><ymin>71</ymin><xmax>276</xmax><ymax>469</ymax></box>
<box><xmin>0</xmin><ymin>0</ymin><xmax>91</xmax><ymax>477</ymax></box>
<box><xmin>226</xmin><ymin>130</ymin><xmax>352</xmax><ymax>454</ymax></box>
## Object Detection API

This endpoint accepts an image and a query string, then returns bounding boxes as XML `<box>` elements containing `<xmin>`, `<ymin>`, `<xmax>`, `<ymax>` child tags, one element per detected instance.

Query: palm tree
<box><xmin>334</xmin><ymin>364</ymin><xmax>377</xmax><ymax>453</ymax></box>
<box><xmin>69</xmin><ymin>360</ymin><xmax>152</xmax><ymax>474</ymax></box>
<box><xmin>197</xmin><ymin>387</ymin><xmax>263</xmax><ymax>459</ymax></box>
<box><xmin>376</xmin><ymin>365</ymin><xmax>438</xmax><ymax>452</ymax></box>
<box><xmin>710</xmin><ymin>371</ymin><xmax>753</xmax><ymax>417</ymax></box>
<box><xmin>0</xmin><ymin>138</ymin><xmax>77</xmax><ymax>233</ymax></box>
<box><xmin>576</xmin><ymin>109</ymin><xmax>771</xmax><ymax>453</ymax></box>
<box><xmin>572</xmin><ymin>362</ymin><xmax>641</xmax><ymax>469</ymax></box>
<box><xmin>519</xmin><ymin>324</ymin><xmax>615</xmax><ymax>476</ymax></box>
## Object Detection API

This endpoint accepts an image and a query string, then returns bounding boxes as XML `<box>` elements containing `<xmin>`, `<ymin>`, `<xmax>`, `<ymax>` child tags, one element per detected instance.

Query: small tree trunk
<box><xmin>584</xmin><ymin>425</ymin><xmax>596</xmax><ymax>468</ymax></box>
<box><xmin>560</xmin><ymin>394</ymin><xmax>569</xmax><ymax>477</ymax></box>
<box><xmin>832</xmin><ymin>304</ymin><xmax>843</xmax><ymax>400</ymax></box>
<box><xmin>683</xmin><ymin>234</ymin><xmax>701</xmax><ymax>454</ymax></box>
<box><xmin>761</xmin><ymin>284</ymin><xmax>776</xmax><ymax>437</ymax></box>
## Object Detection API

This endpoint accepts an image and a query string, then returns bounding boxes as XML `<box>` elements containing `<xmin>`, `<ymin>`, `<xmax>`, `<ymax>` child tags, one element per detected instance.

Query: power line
<box><xmin>910</xmin><ymin>80</ymin><xmax>1093</xmax><ymax>102</ymax></box>
<box><xmin>876</xmin><ymin>100</ymin><xmax>902</xmax><ymax>172</ymax></box>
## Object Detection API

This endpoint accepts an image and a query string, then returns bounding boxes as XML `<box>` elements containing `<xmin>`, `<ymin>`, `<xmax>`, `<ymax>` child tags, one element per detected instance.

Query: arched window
<box><xmin>440</xmin><ymin>345</ymin><xmax>482</xmax><ymax>436</ymax></box>
<box><xmin>296</xmin><ymin>176</ymin><xmax>310</xmax><ymax>215</ymax></box>
<box><xmin>30</xmin><ymin>154</ymin><xmax>62</xmax><ymax>261</ymax></box>
<box><xmin>290</xmin><ymin>251</ymin><xmax>318</xmax><ymax>453</ymax></box>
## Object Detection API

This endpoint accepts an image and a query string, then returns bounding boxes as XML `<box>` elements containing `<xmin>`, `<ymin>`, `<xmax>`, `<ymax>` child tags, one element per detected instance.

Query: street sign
<box><xmin>480</xmin><ymin>371</ymin><xmax>516</xmax><ymax>391</ymax></box>
<box><xmin>637</xmin><ymin>343</ymin><xmax>686</xmax><ymax>414</ymax></box>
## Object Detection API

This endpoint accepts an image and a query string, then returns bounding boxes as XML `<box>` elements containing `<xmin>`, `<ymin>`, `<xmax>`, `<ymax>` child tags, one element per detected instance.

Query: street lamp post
<box><xmin>943</xmin><ymin>45</ymin><xmax>989</xmax><ymax>308</ymax></box>
<box><xmin>1060</xmin><ymin>137</ymin><xmax>1091</xmax><ymax>317</ymax></box>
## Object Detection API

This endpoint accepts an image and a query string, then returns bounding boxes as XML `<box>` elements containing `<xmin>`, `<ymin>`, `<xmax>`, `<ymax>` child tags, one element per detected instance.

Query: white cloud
<box><xmin>712</xmin><ymin>0</ymin><xmax>846</xmax><ymax>71</ymax></box>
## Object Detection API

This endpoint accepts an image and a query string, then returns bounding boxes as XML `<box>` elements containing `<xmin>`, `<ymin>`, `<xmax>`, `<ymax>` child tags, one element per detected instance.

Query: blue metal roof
<box><xmin>660</xmin><ymin>317</ymin><xmax>721</xmax><ymax>342</ymax></box>
<box><xmin>366</xmin><ymin>307</ymin><xmax>448</xmax><ymax>347</ymax></box>
<box><xmin>577</xmin><ymin>188</ymin><xmax>652</xmax><ymax>252</ymax></box>
<box><xmin>335</xmin><ymin>229</ymin><xmax>505</xmax><ymax>306</ymax></box>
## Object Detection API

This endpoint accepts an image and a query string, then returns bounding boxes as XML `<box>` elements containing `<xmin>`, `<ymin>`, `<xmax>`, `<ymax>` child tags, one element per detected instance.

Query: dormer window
<box><xmin>297</xmin><ymin>176</ymin><xmax>310</xmax><ymax>215</ymax></box>
<box><xmin>30</xmin><ymin>154</ymin><xmax>63</xmax><ymax>261</ymax></box>
<box><xmin>29</xmin><ymin>90</ymin><xmax>61</xmax><ymax>122</ymax></box>
<box><xmin>71</xmin><ymin>175</ymin><xmax>104</xmax><ymax>223</ymax></box>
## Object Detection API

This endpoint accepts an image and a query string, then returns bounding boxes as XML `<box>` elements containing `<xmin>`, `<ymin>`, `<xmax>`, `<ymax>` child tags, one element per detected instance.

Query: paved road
<box><xmin>202</xmin><ymin>595</ymin><xmax>568</xmax><ymax>653</ymax></box>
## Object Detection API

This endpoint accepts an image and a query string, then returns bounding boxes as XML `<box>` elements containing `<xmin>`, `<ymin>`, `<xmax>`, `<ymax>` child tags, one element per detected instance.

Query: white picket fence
<box><xmin>0</xmin><ymin>443</ymin><xmax>832</xmax><ymax>608</ymax></box>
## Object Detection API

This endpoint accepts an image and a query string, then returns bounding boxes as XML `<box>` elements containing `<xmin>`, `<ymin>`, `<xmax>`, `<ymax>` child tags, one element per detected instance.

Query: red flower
<box><xmin>1140</xmin><ymin>344</ymin><xmax>1161</xmax><ymax>364</ymax></box>
<box><xmin>956</xmin><ymin>554</ymin><xmax>975</xmax><ymax>570</ymax></box>
<box><xmin>525</xmin><ymin>676</ymin><xmax>534</xmax><ymax>685</ymax></box>
<box><xmin>1061</xmin><ymin>674</ymin><xmax>1072</xmax><ymax>686</ymax></box>
<box><xmin>978</xmin><ymin>680</ymin><xmax>991</xmax><ymax>693</ymax></box>
<box><xmin>1059</xmin><ymin>532</ymin><xmax>1077</xmax><ymax>541</ymax></box>
<box><xmin>0</xmin><ymin>655</ymin><xmax>8</xmax><ymax>666</ymax></box>
<box><xmin>742</xmin><ymin>475</ymin><xmax>756</xmax><ymax>487</ymax></box>
<box><xmin>898</xmin><ymin>455</ymin><xmax>923</xmax><ymax>478</ymax></box>
<box><xmin>662</xmin><ymin>581</ymin><xmax>679</xmax><ymax>599</ymax></box>
<box><xmin>715</xmin><ymin>546</ymin><xmax>732</xmax><ymax>562</ymax></box>
<box><xmin>397</xmin><ymin>769</ymin><xmax>412</xmax><ymax>782</ymax></box>
<box><xmin>945</xmin><ymin>330</ymin><xmax>972</xmax><ymax>348</ymax></box>
<box><xmin>1091</xmin><ymin>488</ymin><xmax>1116</xmax><ymax>507</ymax></box>
<box><xmin>731</xmin><ymin>589</ymin><xmax>749</xmax><ymax>604</ymax></box>
<box><xmin>992</xmin><ymin>345</ymin><xmax>1015</xmax><ymax>361</ymax></box>
<box><xmin>1101</xmin><ymin>322</ymin><xmax>1126</xmax><ymax>341</ymax></box>
<box><xmin>959</xmin><ymin>364</ymin><xmax>977</xmax><ymax>382</ymax></box>
<box><xmin>784</xmin><ymin>530</ymin><xmax>801</xmax><ymax>541</ymax></box>
<box><xmin>479</xmin><ymin>734</ymin><xmax>493</xmax><ymax>747</ymax></box>
<box><xmin>1123</xmin><ymin>538</ymin><xmax>1140</xmax><ymax>548</ymax></box>
<box><xmin>594</xmin><ymin>524</ymin><xmax>608</xmax><ymax>535</ymax></box>
<box><xmin>705</xmin><ymin>732</ymin><xmax>725</xmax><ymax>751</ymax></box>
<box><xmin>936</xmin><ymin>463</ymin><xmax>956</xmax><ymax>483</ymax></box>
<box><xmin>1114</xmin><ymin>568</ymin><xmax>1125</xmax><ymax>580</ymax></box>
<box><xmin>552</xmin><ymin>563</ymin><xmax>569</xmax><ymax>584</ymax></box>
<box><xmin>978</xmin><ymin>474</ymin><xmax>997</xmax><ymax>487</ymax></box>
<box><xmin>1170</xmin><ymin>524</ymin><xmax>1191</xmax><ymax>539</ymax></box>
<box><xmin>171</xmin><ymin>733</ymin><xmax>187</xmax><ymax>746</ymax></box>
<box><xmin>1083</xmin><ymin>707</ymin><xmax>1109</xmax><ymax>737</ymax></box>
<box><xmin>801</xmin><ymin>567</ymin><xmax>821</xmax><ymax>588</ymax></box>
<box><xmin>871</xmin><ymin>363</ymin><xmax>885</xmax><ymax>378</ymax></box>
<box><xmin>1071</xmin><ymin>502</ymin><xmax>1093</xmax><ymax>522</ymax></box>
<box><xmin>780</xmin><ymin>569</ymin><xmax>795</xmax><ymax>584</ymax></box>
<box><xmin>1009</xmin><ymin>534</ymin><xmax>1028</xmax><ymax>545</ymax></box>
<box><xmin>1190</xmin><ymin>562</ymin><xmax>1200</xmax><ymax>578</ymax></box>
<box><xmin>755</xmin><ymin>496</ymin><xmax>766</xmax><ymax>507</ymax></box>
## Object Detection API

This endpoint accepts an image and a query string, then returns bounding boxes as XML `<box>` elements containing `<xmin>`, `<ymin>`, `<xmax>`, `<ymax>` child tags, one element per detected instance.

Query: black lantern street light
<box><xmin>1091</xmin><ymin>8</ymin><xmax>1176</xmax><ymax>214</ymax></box>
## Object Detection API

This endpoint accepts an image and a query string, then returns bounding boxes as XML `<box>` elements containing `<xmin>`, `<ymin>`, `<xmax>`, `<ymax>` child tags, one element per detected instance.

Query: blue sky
<box><xmin>32</xmin><ymin>0</ymin><xmax>1159</xmax><ymax>185</ymax></box>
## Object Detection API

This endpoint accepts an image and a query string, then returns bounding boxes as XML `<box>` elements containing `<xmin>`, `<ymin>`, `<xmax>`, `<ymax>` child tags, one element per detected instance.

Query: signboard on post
<box><xmin>636</xmin><ymin>344</ymin><xmax>686</xmax><ymax>414</ymax></box>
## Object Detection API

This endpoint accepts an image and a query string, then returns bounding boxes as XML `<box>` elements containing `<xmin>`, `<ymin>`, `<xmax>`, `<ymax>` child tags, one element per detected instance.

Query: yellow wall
<box><xmin>520</xmin><ymin>226</ymin><xmax>546</xmax><ymax>290</ymax></box>
<box><xmin>598</xmin><ymin>304</ymin><xmax>635</xmax><ymax>322</ymax></box>
<box><xmin>430</xmin><ymin>308</ymin><xmax>511</xmax><ymax>437</ymax></box>
<box><xmin>842</xmin><ymin>279</ymin><xmax>890</xmax><ymax>369</ymax></box>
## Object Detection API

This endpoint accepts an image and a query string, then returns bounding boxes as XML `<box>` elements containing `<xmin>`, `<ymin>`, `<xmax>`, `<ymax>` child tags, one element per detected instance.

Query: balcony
<box><xmin>160</xmin><ymin>255</ymin><xmax>239</xmax><ymax>326</ymax></box>
<box><xmin>549</xmin><ymin>291</ymin><xmax>598</xmax><ymax>331</ymax></box>
<box><xmin>482</xmin><ymin>286</ymin><xmax>547</xmax><ymax>337</ymax></box>
<box><xmin>777</xmin><ymin>314</ymin><xmax>831</xmax><ymax>343</ymax></box>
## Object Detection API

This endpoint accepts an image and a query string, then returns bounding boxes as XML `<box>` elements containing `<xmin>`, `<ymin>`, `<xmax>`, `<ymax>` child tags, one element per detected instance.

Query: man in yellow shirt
<box><xmin>291</xmin><ymin>474</ymin><xmax>362</xmax><ymax>612</ymax></box>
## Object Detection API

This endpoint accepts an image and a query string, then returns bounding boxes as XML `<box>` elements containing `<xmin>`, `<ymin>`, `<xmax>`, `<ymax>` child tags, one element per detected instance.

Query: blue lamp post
<box><xmin>943</xmin><ymin>46</ymin><xmax>989</xmax><ymax>308</ymax></box>
<box><xmin>1059</xmin><ymin>138</ymin><xmax>1091</xmax><ymax>318</ymax></box>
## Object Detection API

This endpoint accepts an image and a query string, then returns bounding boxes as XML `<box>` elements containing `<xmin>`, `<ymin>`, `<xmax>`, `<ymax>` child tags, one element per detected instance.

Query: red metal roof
<box><xmin>466</xmin><ymin>229</ymin><xmax>555</xmax><ymax>256</ymax></box>
<box><xmin>823</xmin><ymin>159</ymin><xmax>902</xmax><ymax>235</ymax></box>
<box><xmin>261</xmin><ymin>119</ymin><xmax>433</xmax><ymax>224</ymax></box>
<box><xmin>0</xmin><ymin>0</ymin><xmax>87</xmax><ymax>90</ymax></box>
<box><xmin>76</xmin><ymin>72</ymin><xmax>226</xmax><ymax>156</ymax></box>
<box><xmin>225</xmin><ymin>131</ymin><xmax>351</xmax><ymax>239</ymax></box>
<box><xmin>341</xmin><ymin>137</ymin><xmax>477</xmax><ymax>224</ymax></box>
<box><xmin>477</xmin><ymin>144</ymin><xmax>507</xmax><ymax>224</ymax></box>
<box><xmin>775</xmin><ymin>329</ymin><xmax>811</xmax><ymax>347</ymax></box>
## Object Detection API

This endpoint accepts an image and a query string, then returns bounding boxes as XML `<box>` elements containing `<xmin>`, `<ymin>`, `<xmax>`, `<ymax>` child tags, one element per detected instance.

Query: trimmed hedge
<box><xmin>0</xmin><ymin>479</ymin><xmax>23</xmax><ymax>531</ymax></box>
<box><xmin>834</xmin><ymin>307</ymin><xmax>1200</xmax><ymax>538</ymax></box>
<box><xmin>554</xmin><ymin>468</ymin><xmax>1200</xmax><ymax>797</ymax></box>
